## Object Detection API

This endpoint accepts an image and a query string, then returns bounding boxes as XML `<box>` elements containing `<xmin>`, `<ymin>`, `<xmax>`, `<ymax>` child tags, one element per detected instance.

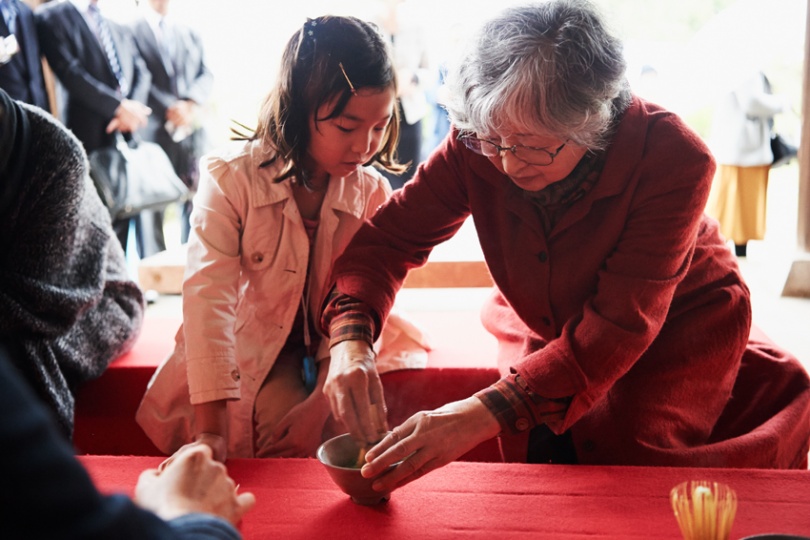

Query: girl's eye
<box><xmin>336</xmin><ymin>125</ymin><xmax>353</xmax><ymax>133</ymax></box>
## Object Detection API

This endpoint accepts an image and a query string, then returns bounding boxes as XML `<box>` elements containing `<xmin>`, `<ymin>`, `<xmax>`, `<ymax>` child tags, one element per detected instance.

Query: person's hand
<box><xmin>166</xmin><ymin>100</ymin><xmax>197</xmax><ymax>127</ymax></box>
<box><xmin>106</xmin><ymin>99</ymin><xmax>151</xmax><ymax>133</ymax></box>
<box><xmin>135</xmin><ymin>444</ymin><xmax>255</xmax><ymax>526</ymax></box>
<box><xmin>324</xmin><ymin>340</ymin><xmax>388</xmax><ymax>444</ymax></box>
<box><xmin>259</xmin><ymin>393</ymin><xmax>331</xmax><ymax>457</ymax></box>
<box><xmin>160</xmin><ymin>433</ymin><xmax>228</xmax><ymax>471</ymax></box>
<box><xmin>359</xmin><ymin>397</ymin><xmax>501</xmax><ymax>492</ymax></box>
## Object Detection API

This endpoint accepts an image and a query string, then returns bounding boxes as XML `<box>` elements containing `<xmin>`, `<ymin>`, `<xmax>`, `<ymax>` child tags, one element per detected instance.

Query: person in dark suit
<box><xmin>0</xmin><ymin>0</ymin><xmax>48</xmax><ymax>109</ymax></box>
<box><xmin>35</xmin><ymin>0</ymin><xmax>153</xmax><ymax>253</ymax></box>
<box><xmin>0</xmin><ymin>341</ymin><xmax>254</xmax><ymax>539</ymax></box>
<box><xmin>131</xmin><ymin>0</ymin><xmax>213</xmax><ymax>252</ymax></box>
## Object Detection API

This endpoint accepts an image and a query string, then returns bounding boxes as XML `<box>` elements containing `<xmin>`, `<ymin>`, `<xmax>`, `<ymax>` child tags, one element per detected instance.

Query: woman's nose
<box><xmin>499</xmin><ymin>150</ymin><xmax>526</xmax><ymax>176</ymax></box>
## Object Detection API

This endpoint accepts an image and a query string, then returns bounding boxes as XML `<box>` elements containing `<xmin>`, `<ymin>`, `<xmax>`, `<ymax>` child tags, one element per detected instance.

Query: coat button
<box><xmin>515</xmin><ymin>418</ymin><xmax>530</xmax><ymax>431</ymax></box>
<box><xmin>537</xmin><ymin>251</ymin><xmax>548</xmax><ymax>263</ymax></box>
<box><xmin>251</xmin><ymin>252</ymin><xmax>263</xmax><ymax>264</ymax></box>
<box><xmin>581</xmin><ymin>439</ymin><xmax>596</xmax><ymax>452</ymax></box>
<box><xmin>542</xmin><ymin>316</ymin><xmax>551</xmax><ymax>326</ymax></box>
<box><xmin>231</xmin><ymin>369</ymin><xmax>241</xmax><ymax>382</ymax></box>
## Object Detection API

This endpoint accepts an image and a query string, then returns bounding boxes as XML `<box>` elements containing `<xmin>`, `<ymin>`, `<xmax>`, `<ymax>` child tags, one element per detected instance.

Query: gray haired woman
<box><xmin>320</xmin><ymin>0</ymin><xmax>810</xmax><ymax>491</ymax></box>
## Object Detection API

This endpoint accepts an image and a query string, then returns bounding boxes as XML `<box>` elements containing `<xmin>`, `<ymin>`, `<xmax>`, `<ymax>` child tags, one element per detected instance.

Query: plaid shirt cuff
<box><xmin>475</xmin><ymin>373</ymin><xmax>571</xmax><ymax>435</ymax></box>
<box><xmin>322</xmin><ymin>287</ymin><xmax>378</xmax><ymax>349</ymax></box>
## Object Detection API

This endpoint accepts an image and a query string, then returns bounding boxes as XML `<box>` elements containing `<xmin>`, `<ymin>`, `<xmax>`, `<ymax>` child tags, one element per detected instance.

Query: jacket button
<box><xmin>251</xmin><ymin>252</ymin><xmax>264</xmax><ymax>264</ymax></box>
<box><xmin>542</xmin><ymin>316</ymin><xmax>551</xmax><ymax>326</ymax></box>
<box><xmin>515</xmin><ymin>418</ymin><xmax>530</xmax><ymax>431</ymax></box>
<box><xmin>537</xmin><ymin>251</ymin><xmax>548</xmax><ymax>263</ymax></box>
<box><xmin>582</xmin><ymin>439</ymin><xmax>596</xmax><ymax>452</ymax></box>
<box><xmin>231</xmin><ymin>369</ymin><xmax>241</xmax><ymax>382</ymax></box>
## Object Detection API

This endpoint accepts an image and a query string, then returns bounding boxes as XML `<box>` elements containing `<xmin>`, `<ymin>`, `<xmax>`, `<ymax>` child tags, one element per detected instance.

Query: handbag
<box><xmin>88</xmin><ymin>133</ymin><xmax>190</xmax><ymax>220</ymax></box>
<box><xmin>770</xmin><ymin>133</ymin><xmax>798</xmax><ymax>168</ymax></box>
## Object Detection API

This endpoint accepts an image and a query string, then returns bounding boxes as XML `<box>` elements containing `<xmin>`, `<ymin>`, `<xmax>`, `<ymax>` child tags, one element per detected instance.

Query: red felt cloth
<box><xmin>80</xmin><ymin>456</ymin><xmax>810</xmax><ymax>539</ymax></box>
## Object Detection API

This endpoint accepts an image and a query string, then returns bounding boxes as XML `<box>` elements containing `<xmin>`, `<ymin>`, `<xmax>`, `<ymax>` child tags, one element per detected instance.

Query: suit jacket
<box><xmin>0</xmin><ymin>0</ymin><xmax>48</xmax><ymax>109</ymax></box>
<box><xmin>35</xmin><ymin>0</ymin><xmax>150</xmax><ymax>153</ymax></box>
<box><xmin>131</xmin><ymin>17</ymin><xmax>212</xmax><ymax>183</ymax></box>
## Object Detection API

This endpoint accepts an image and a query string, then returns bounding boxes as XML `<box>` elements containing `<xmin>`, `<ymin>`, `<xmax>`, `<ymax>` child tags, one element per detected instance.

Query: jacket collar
<box><xmin>248</xmin><ymin>141</ymin><xmax>367</xmax><ymax>220</ymax></box>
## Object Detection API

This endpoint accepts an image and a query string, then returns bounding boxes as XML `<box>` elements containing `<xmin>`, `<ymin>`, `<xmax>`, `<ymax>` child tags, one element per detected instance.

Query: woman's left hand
<box><xmin>359</xmin><ymin>397</ymin><xmax>501</xmax><ymax>492</ymax></box>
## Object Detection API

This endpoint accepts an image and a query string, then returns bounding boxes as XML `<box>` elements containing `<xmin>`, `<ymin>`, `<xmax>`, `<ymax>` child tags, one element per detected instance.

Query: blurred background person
<box><xmin>36</xmin><ymin>0</ymin><xmax>152</xmax><ymax>256</ymax></box>
<box><xmin>0</xmin><ymin>0</ymin><xmax>48</xmax><ymax>109</ymax></box>
<box><xmin>131</xmin><ymin>0</ymin><xmax>213</xmax><ymax>252</ymax></box>
<box><xmin>376</xmin><ymin>0</ymin><xmax>428</xmax><ymax>189</ymax></box>
<box><xmin>705</xmin><ymin>70</ymin><xmax>788</xmax><ymax>257</ymax></box>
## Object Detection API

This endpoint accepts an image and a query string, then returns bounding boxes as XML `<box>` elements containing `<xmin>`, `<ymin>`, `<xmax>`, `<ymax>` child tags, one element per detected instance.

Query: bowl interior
<box><xmin>317</xmin><ymin>433</ymin><xmax>396</xmax><ymax>505</ymax></box>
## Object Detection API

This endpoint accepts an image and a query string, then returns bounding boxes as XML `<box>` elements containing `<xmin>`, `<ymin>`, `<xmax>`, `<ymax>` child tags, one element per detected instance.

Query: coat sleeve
<box><xmin>181</xmin><ymin>28</ymin><xmax>214</xmax><ymax>106</ymax></box>
<box><xmin>182</xmin><ymin>155</ymin><xmax>246</xmax><ymax>404</ymax></box>
<box><xmin>0</xmin><ymin>105</ymin><xmax>144</xmax><ymax>435</ymax></box>
<box><xmin>329</xmin><ymin>134</ymin><xmax>472</xmax><ymax>334</ymax></box>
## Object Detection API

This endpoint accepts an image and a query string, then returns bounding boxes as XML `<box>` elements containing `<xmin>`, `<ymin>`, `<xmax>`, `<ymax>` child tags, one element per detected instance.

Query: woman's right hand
<box><xmin>324</xmin><ymin>340</ymin><xmax>388</xmax><ymax>443</ymax></box>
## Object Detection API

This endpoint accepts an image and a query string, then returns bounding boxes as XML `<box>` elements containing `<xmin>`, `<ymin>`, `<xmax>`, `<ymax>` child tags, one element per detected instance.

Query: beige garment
<box><xmin>706</xmin><ymin>164</ymin><xmax>770</xmax><ymax>245</ymax></box>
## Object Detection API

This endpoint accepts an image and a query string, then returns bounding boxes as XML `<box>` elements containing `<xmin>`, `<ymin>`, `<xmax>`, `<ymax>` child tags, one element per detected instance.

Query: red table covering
<box><xmin>80</xmin><ymin>456</ymin><xmax>810</xmax><ymax>539</ymax></box>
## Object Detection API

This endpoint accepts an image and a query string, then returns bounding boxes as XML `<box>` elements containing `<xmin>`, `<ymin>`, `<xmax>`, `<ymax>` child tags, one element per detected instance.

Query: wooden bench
<box><xmin>137</xmin><ymin>244</ymin><xmax>495</xmax><ymax>293</ymax></box>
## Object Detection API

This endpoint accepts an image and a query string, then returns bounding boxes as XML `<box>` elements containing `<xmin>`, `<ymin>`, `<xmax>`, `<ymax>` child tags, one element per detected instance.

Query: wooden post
<box><xmin>781</xmin><ymin>0</ymin><xmax>810</xmax><ymax>297</ymax></box>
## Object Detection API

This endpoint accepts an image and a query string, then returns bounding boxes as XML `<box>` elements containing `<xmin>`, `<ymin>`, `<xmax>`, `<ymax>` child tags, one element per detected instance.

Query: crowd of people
<box><xmin>1</xmin><ymin>0</ymin><xmax>808</xmax><ymax>538</ymax></box>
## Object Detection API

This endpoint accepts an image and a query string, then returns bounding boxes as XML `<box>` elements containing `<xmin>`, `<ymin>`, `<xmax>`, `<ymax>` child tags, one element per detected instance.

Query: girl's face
<box><xmin>306</xmin><ymin>86</ymin><xmax>397</xmax><ymax>181</ymax></box>
<box><xmin>484</xmin><ymin>130</ymin><xmax>588</xmax><ymax>192</ymax></box>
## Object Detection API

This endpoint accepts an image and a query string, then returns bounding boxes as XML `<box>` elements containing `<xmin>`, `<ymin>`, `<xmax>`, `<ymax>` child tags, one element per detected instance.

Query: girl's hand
<box><xmin>324</xmin><ymin>340</ymin><xmax>388</xmax><ymax>444</ymax></box>
<box><xmin>260</xmin><ymin>394</ymin><xmax>331</xmax><ymax>457</ymax></box>
<box><xmin>358</xmin><ymin>397</ymin><xmax>501</xmax><ymax>492</ymax></box>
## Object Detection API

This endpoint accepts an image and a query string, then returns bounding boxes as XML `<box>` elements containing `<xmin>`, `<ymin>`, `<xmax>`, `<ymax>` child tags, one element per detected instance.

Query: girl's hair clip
<box><xmin>305</xmin><ymin>18</ymin><xmax>317</xmax><ymax>40</ymax></box>
<box><xmin>338</xmin><ymin>62</ymin><xmax>357</xmax><ymax>95</ymax></box>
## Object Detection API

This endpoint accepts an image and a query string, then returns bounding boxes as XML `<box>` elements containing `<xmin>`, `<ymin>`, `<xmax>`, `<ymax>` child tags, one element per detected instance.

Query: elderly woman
<box><xmin>320</xmin><ymin>0</ymin><xmax>810</xmax><ymax>490</ymax></box>
<box><xmin>0</xmin><ymin>88</ymin><xmax>144</xmax><ymax>439</ymax></box>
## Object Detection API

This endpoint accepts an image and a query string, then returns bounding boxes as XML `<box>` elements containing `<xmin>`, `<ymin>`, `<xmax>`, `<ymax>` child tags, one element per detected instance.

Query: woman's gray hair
<box><xmin>445</xmin><ymin>0</ymin><xmax>629</xmax><ymax>150</ymax></box>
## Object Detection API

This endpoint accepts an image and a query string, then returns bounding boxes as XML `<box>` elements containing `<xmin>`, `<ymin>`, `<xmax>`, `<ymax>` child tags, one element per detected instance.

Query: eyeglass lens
<box><xmin>464</xmin><ymin>137</ymin><xmax>559</xmax><ymax>166</ymax></box>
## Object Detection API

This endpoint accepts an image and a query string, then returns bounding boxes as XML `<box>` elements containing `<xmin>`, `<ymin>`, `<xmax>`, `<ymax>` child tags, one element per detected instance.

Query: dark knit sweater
<box><xmin>0</xmin><ymin>93</ymin><xmax>144</xmax><ymax>438</ymax></box>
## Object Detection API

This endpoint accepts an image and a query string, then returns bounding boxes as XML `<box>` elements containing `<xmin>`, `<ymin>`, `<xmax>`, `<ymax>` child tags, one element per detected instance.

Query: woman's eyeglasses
<box><xmin>459</xmin><ymin>134</ymin><xmax>567</xmax><ymax>166</ymax></box>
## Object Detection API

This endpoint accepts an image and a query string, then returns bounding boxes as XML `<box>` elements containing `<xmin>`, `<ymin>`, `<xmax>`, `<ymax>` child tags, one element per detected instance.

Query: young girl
<box><xmin>137</xmin><ymin>15</ymin><xmax>424</xmax><ymax>461</ymax></box>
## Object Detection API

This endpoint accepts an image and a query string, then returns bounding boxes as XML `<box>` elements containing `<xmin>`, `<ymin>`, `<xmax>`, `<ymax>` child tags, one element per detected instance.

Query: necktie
<box><xmin>157</xmin><ymin>18</ymin><xmax>177</xmax><ymax>90</ymax></box>
<box><xmin>0</xmin><ymin>0</ymin><xmax>17</xmax><ymax>35</ymax></box>
<box><xmin>87</xmin><ymin>4</ymin><xmax>128</xmax><ymax>96</ymax></box>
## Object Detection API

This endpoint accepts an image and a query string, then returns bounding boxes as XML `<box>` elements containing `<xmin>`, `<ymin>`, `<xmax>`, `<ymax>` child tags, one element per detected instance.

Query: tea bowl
<box><xmin>316</xmin><ymin>433</ymin><xmax>399</xmax><ymax>505</ymax></box>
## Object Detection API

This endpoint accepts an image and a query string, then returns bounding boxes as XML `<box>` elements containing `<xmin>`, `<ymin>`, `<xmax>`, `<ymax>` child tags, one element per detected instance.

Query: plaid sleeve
<box><xmin>475</xmin><ymin>373</ymin><xmax>571</xmax><ymax>435</ymax></box>
<box><xmin>321</xmin><ymin>286</ymin><xmax>379</xmax><ymax>349</ymax></box>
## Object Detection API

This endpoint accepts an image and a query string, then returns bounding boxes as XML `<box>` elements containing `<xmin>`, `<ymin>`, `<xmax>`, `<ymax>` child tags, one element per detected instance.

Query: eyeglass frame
<box><xmin>458</xmin><ymin>133</ymin><xmax>568</xmax><ymax>166</ymax></box>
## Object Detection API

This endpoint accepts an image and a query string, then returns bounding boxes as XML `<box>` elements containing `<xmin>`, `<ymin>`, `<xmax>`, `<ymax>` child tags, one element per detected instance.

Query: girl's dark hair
<box><xmin>254</xmin><ymin>16</ymin><xmax>404</xmax><ymax>185</ymax></box>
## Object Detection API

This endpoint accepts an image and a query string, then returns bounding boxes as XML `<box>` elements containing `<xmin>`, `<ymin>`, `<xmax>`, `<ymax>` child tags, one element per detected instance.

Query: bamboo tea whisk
<box><xmin>670</xmin><ymin>480</ymin><xmax>737</xmax><ymax>540</ymax></box>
